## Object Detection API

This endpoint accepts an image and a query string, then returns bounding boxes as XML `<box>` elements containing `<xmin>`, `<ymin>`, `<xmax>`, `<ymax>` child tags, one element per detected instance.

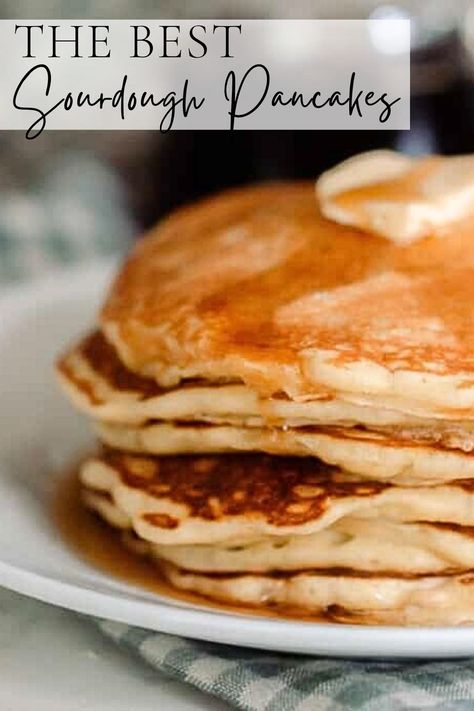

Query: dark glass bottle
<box><xmin>123</xmin><ymin>10</ymin><xmax>474</xmax><ymax>228</ymax></box>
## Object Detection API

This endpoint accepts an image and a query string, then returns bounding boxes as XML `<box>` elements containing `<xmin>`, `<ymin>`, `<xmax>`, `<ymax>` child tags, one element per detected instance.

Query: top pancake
<box><xmin>101</xmin><ymin>181</ymin><xmax>474</xmax><ymax>411</ymax></box>
<box><xmin>58</xmin><ymin>330</ymin><xmax>474</xmax><ymax>431</ymax></box>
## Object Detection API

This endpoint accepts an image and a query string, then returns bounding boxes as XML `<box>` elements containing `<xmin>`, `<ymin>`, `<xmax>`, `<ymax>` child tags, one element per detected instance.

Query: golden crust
<box><xmin>94</xmin><ymin>448</ymin><xmax>387</xmax><ymax>528</ymax></box>
<box><xmin>57</xmin><ymin>330</ymin><xmax>166</xmax><ymax>403</ymax></box>
<box><xmin>100</xmin><ymin>181</ymin><xmax>474</xmax><ymax>406</ymax></box>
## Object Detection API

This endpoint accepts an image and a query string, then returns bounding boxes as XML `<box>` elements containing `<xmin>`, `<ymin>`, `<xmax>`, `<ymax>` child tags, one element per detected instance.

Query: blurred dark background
<box><xmin>3</xmin><ymin>0</ymin><xmax>474</xmax><ymax>238</ymax></box>
<box><xmin>136</xmin><ymin>25</ymin><xmax>474</xmax><ymax>227</ymax></box>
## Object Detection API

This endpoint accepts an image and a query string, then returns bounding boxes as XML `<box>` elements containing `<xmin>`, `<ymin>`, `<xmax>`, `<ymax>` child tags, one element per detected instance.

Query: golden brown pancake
<box><xmin>96</xmin><ymin>420</ymin><xmax>474</xmax><ymax>485</ymax></box>
<box><xmin>57</xmin><ymin>330</ymin><xmax>259</xmax><ymax>426</ymax></box>
<box><xmin>81</xmin><ymin>448</ymin><xmax>388</xmax><ymax>545</ymax></box>
<box><xmin>80</xmin><ymin>449</ymin><xmax>474</xmax><ymax>546</ymax></box>
<box><xmin>61</xmin><ymin>330</ymin><xmax>165</xmax><ymax>400</ymax></box>
<box><xmin>81</xmin><ymin>449</ymin><xmax>474</xmax><ymax>625</ymax></box>
<box><xmin>58</xmin><ymin>331</ymin><xmax>474</xmax><ymax>441</ymax></box>
<box><xmin>162</xmin><ymin>564</ymin><xmax>474</xmax><ymax>626</ymax></box>
<box><xmin>84</xmin><ymin>487</ymin><xmax>474</xmax><ymax>577</ymax></box>
<box><xmin>58</xmin><ymin>330</ymin><xmax>474</xmax><ymax>489</ymax></box>
<box><xmin>100</xmin><ymin>182</ymin><xmax>474</xmax><ymax>410</ymax></box>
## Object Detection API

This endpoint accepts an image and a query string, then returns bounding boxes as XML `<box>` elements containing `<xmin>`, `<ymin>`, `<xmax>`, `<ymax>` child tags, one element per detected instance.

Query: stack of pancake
<box><xmin>57</xmin><ymin>151</ymin><xmax>474</xmax><ymax>625</ymax></box>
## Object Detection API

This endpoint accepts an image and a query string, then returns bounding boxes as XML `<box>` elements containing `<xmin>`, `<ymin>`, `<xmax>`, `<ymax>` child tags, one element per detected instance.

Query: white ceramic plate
<box><xmin>1</xmin><ymin>261</ymin><xmax>474</xmax><ymax>659</ymax></box>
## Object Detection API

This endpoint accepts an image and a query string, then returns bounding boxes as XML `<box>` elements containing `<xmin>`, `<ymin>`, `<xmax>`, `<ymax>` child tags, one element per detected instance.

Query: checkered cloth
<box><xmin>98</xmin><ymin>620</ymin><xmax>474</xmax><ymax>710</ymax></box>
<box><xmin>3</xmin><ymin>153</ymin><xmax>474</xmax><ymax>710</ymax></box>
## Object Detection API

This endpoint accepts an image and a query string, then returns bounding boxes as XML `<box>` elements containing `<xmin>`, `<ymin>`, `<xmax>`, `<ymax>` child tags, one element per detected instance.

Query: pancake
<box><xmin>57</xmin><ymin>331</ymin><xmax>257</xmax><ymax>426</ymax></box>
<box><xmin>58</xmin><ymin>332</ymin><xmax>474</xmax><ymax>435</ymax></box>
<box><xmin>81</xmin><ymin>450</ymin><xmax>474</xmax><ymax>625</ymax></box>
<box><xmin>163</xmin><ymin>564</ymin><xmax>474</xmax><ymax>626</ymax></box>
<box><xmin>80</xmin><ymin>450</ymin><xmax>474</xmax><ymax>547</ymax></box>
<box><xmin>96</xmin><ymin>421</ymin><xmax>474</xmax><ymax>485</ymax></box>
<box><xmin>100</xmin><ymin>178</ymin><xmax>474</xmax><ymax>411</ymax></box>
<box><xmin>154</xmin><ymin>520</ymin><xmax>474</xmax><ymax>576</ymax></box>
<box><xmin>81</xmin><ymin>490</ymin><xmax>474</xmax><ymax>625</ymax></box>
<box><xmin>83</xmin><ymin>489</ymin><xmax>474</xmax><ymax>576</ymax></box>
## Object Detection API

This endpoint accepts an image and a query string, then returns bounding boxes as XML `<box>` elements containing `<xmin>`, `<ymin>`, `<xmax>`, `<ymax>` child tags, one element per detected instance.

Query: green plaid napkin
<box><xmin>3</xmin><ymin>153</ymin><xmax>474</xmax><ymax>710</ymax></box>
<box><xmin>97</xmin><ymin>619</ymin><xmax>474</xmax><ymax>711</ymax></box>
